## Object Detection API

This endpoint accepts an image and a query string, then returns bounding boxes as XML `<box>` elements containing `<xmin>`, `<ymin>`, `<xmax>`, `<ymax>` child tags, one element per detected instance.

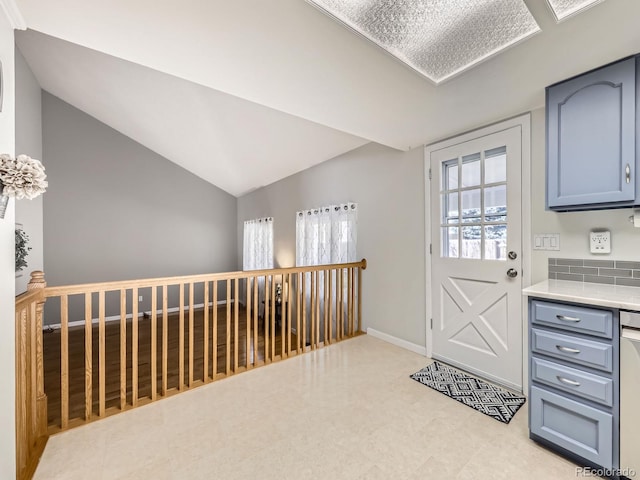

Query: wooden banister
<box><xmin>16</xmin><ymin>271</ymin><xmax>49</xmax><ymax>480</ymax></box>
<box><xmin>34</xmin><ymin>259</ymin><xmax>367</xmax><ymax>438</ymax></box>
<box><xmin>43</xmin><ymin>260</ymin><xmax>367</xmax><ymax>297</ymax></box>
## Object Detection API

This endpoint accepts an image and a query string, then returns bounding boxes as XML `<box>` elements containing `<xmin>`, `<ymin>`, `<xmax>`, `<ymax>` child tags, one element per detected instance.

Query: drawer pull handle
<box><xmin>556</xmin><ymin>376</ymin><xmax>581</xmax><ymax>387</ymax></box>
<box><xmin>556</xmin><ymin>314</ymin><xmax>580</xmax><ymax>322</ymax></box>
<box><xmin>556</xmin><ymin>345</ymin><xmax>581</xmax><ymax>354</ymax></box>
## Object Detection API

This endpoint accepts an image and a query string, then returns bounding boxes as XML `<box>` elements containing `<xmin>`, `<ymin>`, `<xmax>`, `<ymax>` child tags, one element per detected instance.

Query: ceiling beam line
<box><xmin>522</xmin><ymin>0</ymin><xmax>556</xmax><ymax>31</ymax></box>
<box><xmin>0</xmin><ymin>0</ymin><xmax>26</xmax><ymax>29</ymax></box>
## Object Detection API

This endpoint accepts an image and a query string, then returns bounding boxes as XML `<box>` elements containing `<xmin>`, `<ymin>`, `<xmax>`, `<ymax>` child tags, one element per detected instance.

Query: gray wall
<box><xmin>0</xmin><ymin>12</ymin><xmax>16</xmax><ymax>477</ymax></box>
<box><xmin>237</xmin><ymin>106</ymin><xmax>640</xmax><ymax>351</ymax></box>
<box><xmin>237</xmin><ymin>142</ymin><xmax>426</xmax><ymax>348</ymax></box>
<box><xmin>42</xmin><ymin>92</ymin><xmax>238</xmax><ymax>321</ymax></box>
<box><xmin>15</xmin><ymin>48</ymin><xmax>44</xmax><ymax>294</ymax></box>
<box><xmin>529</xmin><ymin>107</ymin><xmax>640</xmax><ymax>282</ymax></box>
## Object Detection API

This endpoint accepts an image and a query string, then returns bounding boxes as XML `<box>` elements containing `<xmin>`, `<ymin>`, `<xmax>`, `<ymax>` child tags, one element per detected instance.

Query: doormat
<box><xmin>410</xmin><ymin>361</ymin><xmax>526</xmax><ymax>424</ymax></box>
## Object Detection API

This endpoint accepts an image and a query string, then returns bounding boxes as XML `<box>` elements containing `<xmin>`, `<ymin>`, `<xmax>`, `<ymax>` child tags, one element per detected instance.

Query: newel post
<box><xmin>27</xmin><ymin>271</ymin><xmax>46</xmax><ymax>291</ymax></box>
<box><xmin>28</xmin><ymin>271</ymin><xmax>48</xmax><ymax>437</ymax></box>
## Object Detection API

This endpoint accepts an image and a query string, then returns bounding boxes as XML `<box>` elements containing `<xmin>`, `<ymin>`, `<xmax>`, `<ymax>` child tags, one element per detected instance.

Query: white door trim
<box><xmin>424</xmin><ymin>112</ymin><xmax>532</xmax><ymax>390</ymax></box>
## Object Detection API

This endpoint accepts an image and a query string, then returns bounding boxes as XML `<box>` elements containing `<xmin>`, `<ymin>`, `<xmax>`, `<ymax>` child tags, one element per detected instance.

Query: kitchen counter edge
<box><xmin>523</xmin><ymin>279</ymin><xmax>640</xmax><ymax>311</ymax></box>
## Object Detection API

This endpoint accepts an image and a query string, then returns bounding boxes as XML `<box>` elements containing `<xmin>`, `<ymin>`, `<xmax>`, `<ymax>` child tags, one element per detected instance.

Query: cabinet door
<box><xmin>547</xmin><ymin>57</ymin><xmax>636</xmax><ymax>209</ymax></box>
<box><xmin>530</xmin><ymin>386</ymin><xmax>613</xmax><ymax>468</ymax></box>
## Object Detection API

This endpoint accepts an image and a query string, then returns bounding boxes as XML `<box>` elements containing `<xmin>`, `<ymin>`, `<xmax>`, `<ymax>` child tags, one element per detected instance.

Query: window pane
<box><xmin>444</xmin><ymin>161</ymin><xmax>458</xmax><ymax>190</ymax></box>
<box><xmin>442</xmin><ymin>192</ymin><xmax>459</xmax><ymax>223</ymax></box>
<box><xmin>461</xmin><ymin>153</ymin><xmax>481</xmax><ymax>187</ymax></box>
<box><xmin>485</xmin><ymin>147</ymin><xmax>506</xmax><ymax>184</ymax></box>
<box><xmin>461</xmin><ymin>189</ymin><xmax>481</xmax><ymax>223</ymax></box>
<box><xmin>484</xmin><ymin>225</ymin><xmax>507</xmax><ymax>260</ymax></box>
<box><xmin>485</xmin><ymin>214</ymin><xmax>507</xmax><ymax>223</ymax></box>
<box><xmin>484</xmin><ymin>185</ymin><xmax>507</xmax><ymax>221</ymax></box>
<box><xmin>441</xmin><ymin>227</ymin><xmax>459</xmax><ymax>258</ymax></box>
<box><xmin>461</xmin><ymin>226</ymin><xmax>481</xmax><ymax>259</ymax></box>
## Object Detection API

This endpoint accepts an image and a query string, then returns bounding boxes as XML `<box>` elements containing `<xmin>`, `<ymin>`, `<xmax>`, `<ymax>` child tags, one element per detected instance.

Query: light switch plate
<box><xmin>590</xmin><ymin>230</ymin><xmax>611</xmax><ymax>254</ymax></box>
<box><xmin>533</xmin><ymin>233</ymin><xmax>560</xmax><ymax>251</ymax></box>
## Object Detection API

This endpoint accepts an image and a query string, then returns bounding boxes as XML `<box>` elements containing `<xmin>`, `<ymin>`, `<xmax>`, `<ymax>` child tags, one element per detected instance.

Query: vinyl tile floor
<box><xmin>34</xmin><ymin>335</ymin><xmax>585</xmax><ymax>479</ymax></box>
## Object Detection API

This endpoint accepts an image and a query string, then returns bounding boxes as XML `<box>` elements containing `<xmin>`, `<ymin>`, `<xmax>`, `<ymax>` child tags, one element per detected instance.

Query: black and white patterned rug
<box><xmin>410</xmin><ymin>361</ymin><xmax>526</xmax><ymax>424</ymax></box>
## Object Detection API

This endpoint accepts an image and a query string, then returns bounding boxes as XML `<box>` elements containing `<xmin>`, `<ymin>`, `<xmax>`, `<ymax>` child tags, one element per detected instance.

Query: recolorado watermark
<box><xmin>576</xmin><ymin>466</ymin><xmax>636</xmax><ymax>477</ymax></box>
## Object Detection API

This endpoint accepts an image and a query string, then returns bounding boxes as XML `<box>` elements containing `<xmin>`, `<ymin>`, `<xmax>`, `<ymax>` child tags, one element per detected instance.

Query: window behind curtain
<box><xmin>243</xmin><ymin>217</ymin><xmax>274</xmax><ymax>270</ymax></box>
<box><xmin>296</xmin><ymin>203</ymin><xmax>357</xmax><ymax>266</ymax></box>
<box><xmin>295</xmin><ymin>203</ymin><xmax>357</xmax><ymax>345</ymax></box>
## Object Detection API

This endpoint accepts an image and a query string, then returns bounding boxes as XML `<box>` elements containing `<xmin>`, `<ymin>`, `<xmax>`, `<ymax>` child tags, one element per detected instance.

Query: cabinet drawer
<box><xmin>531</xmin><ymin>328</ymin><xmax>613</xmax><ymax>372</ymax></box>
<box><xmin>531</xmin><ymin>301</ymin><xmax>613</xmax><ymax>338</ymax></box>
<box><xmin>530</xmin><ymin>386</ymin><xmax>612</xmax><ymax>468</ymax></box>
<box><xmin>531</xmin><ymin>357</ymin><xmax>613</xmax><ymax>406</ymax></box>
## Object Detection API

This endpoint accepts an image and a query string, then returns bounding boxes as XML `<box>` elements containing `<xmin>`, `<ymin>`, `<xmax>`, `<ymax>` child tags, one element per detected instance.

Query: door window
<box><xmin>440</xmin><ymin>146</ymin><xmax>507</xmax><ymax>260</ymax></box>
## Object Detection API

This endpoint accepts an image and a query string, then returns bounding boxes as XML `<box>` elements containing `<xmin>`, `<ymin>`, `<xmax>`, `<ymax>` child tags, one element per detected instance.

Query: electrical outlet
<box><xmin>138</xmin><ymin>295</ymin><xmax>143</xmax><ymax>302</ymax></box>
<box><xmin>590</xmin><ymin>230</ymin><xmax>611</xmax><ymax>254</ymax></box>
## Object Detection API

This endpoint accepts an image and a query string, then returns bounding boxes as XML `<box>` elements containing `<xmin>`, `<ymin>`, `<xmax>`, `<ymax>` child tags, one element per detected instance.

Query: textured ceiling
<box><xmin>307</xmin><ymin>0</ymin><xmax>540</xmax><ymax>83</ymax></box>
<box><xmin>13</xmin><ymin>0</ymin><xmax>640</xmax><ymax>197</ymax></box>
<box><xmin>546</xmin><ymin>0</ymin><xmax>605</xmax><ymax>21</ymax></box>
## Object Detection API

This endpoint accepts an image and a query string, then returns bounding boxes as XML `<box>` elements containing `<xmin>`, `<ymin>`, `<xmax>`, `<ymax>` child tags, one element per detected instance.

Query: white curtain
<box><xmin>243</xmin><ymin>217</ymin><xmax>273</xmax><ymax>318</ymax></box>
<box><xmin>243</xmin><ymin>217</ymin><xmax>274</xmax><ymax>271</ymax></box>
<box><xmin>296</xmin><ymin>203</ymin><xmax>357</xmax><ymax>267</ymax></box>
<box><xmin>295</xmin><ymin>203</ymin><xmax>357</xmax><ymax>343</ymax></box>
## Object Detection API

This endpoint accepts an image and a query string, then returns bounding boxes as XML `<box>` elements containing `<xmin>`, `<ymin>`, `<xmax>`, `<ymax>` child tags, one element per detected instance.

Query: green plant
<box><xmin>15</xmin><ymin>228</ymin><xmax>31</xmax><ymax>272</ymax></box>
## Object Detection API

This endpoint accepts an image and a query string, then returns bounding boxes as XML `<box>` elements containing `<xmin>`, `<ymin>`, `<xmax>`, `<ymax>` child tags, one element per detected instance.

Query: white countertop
<box><xmin>523</xmin><ymin>279</ymin><xmax>640</xmax><ymax>311</ymax></box>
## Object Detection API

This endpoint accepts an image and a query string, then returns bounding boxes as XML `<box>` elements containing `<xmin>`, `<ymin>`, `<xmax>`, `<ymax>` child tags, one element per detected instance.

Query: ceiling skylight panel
<box><xmin>307</xmin><ymin>0</ymin><xmax>540</xmax><ymax>84</ymax></box>
<box><xmin>546</xmin><ymin>0</ymin><xmax>605</xmax><ymax>22</ymax></box>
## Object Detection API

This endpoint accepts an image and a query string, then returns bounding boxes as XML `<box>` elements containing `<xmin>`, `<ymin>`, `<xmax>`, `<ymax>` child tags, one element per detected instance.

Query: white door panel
<box><xmin>430</xmin><ymin>125</ymin><xmax>523</xmax><ymax>390</ymax></box>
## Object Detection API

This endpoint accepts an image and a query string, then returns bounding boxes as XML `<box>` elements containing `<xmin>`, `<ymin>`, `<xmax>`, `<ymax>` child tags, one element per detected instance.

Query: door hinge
<box><xmin>430</xmin><ymin>318</ymin><xmax>433</xmax><ymax>330</ymax></box>
<box><xmin>429</xmin><ymin>243</ymin><xmax>432</xmax><ymax>254</ymax></box>
<box><xmin>428</xmin><ymin>168</ymin><xmax>432</xmax><ymax>180</ymax></box>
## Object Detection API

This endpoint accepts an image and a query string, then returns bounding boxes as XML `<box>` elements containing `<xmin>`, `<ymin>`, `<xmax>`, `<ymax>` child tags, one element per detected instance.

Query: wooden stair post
<box><xmin>27</xmin><ymin>271</ymin><xmax>48</xmax><ymax>439</ymax></box>
<box><xmin>16</xmin><ymin>271</ymin><xmax>49</xmax><ymax>480</ymax></box>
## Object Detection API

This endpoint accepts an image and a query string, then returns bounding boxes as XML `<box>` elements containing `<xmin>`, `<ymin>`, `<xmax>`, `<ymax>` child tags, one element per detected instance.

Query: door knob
<box><xmin>507</xmin><ymin>268</ymin><xmax>518</xmax><ymax>278</ymax></box>
<box><xmin>508</xmin><ymin>251</ymin><xmax>517</xmax><ymax>260</ymax></box>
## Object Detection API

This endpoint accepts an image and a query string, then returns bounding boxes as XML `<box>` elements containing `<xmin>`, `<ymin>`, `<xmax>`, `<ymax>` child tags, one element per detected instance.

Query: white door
<box><xmin>429</xmin><ymin>125</ymin><xmax>523</xmax><ymax>390</ymax></box>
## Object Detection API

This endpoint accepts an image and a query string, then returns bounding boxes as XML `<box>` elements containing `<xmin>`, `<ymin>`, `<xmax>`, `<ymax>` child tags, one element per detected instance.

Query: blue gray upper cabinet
<box><xmin>546</xmin><ymin>56</ymin><xmax>637</xmax><ymax>210</ymax></box>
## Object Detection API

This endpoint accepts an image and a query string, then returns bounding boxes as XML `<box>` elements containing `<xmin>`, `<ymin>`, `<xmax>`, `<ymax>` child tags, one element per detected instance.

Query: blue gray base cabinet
<box><xmin>528</xmin><ymin>299</ymin><xmax>620</xmax><ymax>471</ymax></box>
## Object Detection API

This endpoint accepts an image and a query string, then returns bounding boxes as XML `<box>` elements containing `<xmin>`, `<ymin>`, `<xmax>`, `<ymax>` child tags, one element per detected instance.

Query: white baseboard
<box><xmin>46</xmin><ymin>300</ymin><xmax>234</xmax><ymax>330</ymax></box>
<box><xmin>366</xmin><ymin>328</ymin><xmax>427</xmax><ymax>356</ymax></box>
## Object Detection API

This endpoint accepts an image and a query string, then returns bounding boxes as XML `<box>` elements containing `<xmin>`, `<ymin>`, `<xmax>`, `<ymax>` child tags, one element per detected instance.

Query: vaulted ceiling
<box><xmin>12</xmin><ymin>0</ymin><xmax>640</xmax><ymax>196</ymax></box>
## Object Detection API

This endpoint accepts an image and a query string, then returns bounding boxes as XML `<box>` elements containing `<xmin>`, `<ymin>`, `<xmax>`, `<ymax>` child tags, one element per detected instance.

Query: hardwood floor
<box><xmin>43</xmin><ymin>305</ymin><xmax>297</xmax><ymax>428</ymax></box>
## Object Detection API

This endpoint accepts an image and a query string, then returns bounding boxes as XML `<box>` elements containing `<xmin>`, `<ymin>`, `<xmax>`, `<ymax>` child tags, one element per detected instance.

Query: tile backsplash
<box><xmin>548</xmin><ymin>258</ymin><xmax>640</xmax><ymax>287</ymax></box>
